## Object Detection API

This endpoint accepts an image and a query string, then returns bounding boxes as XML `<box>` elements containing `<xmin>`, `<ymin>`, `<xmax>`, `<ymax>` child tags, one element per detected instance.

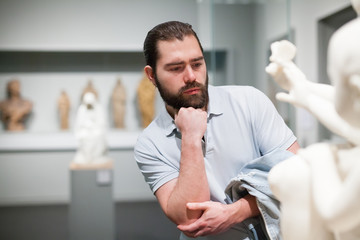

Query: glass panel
<box><xmin>208</xmin><ymin>0</ymin><xmax>295</xmax><ymax>129</ymax></box>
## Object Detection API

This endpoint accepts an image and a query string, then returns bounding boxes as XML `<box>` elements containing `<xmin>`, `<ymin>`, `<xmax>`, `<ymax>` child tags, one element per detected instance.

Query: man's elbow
<box><xmin>165</xmin><ymin>207</ymin><xmax>203</xmax><ymax>226</ymax></box>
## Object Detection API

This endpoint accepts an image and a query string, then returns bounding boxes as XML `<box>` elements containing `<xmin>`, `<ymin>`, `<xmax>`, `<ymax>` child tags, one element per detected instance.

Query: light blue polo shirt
<box><xmin>134</xmin><ymin>85</ymin><xmax>296</xmax><ymax>204</ymax></box>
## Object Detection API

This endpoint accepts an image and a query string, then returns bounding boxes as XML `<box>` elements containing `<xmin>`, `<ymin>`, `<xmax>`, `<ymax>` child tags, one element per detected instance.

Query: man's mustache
<box><xmin>179</xmin><ymin>82</ymin><xmax>204</xmax><ymax>94</ymax></box>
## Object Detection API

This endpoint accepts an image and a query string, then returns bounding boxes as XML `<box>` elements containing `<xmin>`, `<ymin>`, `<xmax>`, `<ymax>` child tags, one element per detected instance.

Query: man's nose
<box><xmin>184</xmin><ymin>65</ymin><xmax>196</xmax><ymax>83</ymax></box>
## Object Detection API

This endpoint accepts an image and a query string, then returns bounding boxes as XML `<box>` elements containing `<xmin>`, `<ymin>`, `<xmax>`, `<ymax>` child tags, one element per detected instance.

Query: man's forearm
<box><xmin>228</xmin><ymin>194</ymin><xmax>260</xmax><ymax>224</ymax></box>
<box><xmin>166</xmin><ymin>136</ymin><xmax>210</xmax><ymax>225</ymax></box>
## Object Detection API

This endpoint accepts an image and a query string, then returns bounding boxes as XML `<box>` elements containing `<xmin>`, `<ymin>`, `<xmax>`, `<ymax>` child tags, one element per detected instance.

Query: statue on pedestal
<box><xmin>73</xmin><ymin>92</ymin><xmax>110</xmax><ymax>165</ymax></box>
<box><xmin>111</xmin><ymin>78</ymin><xmax>126</xmax><ymax>129</ymax></box>
<box><xmin>0</xmin><ymin>79</ymin><xmax>32</xmax><ymax>131</ymax></box>
<box><xmin>266</xmin><ymin>1</ymin><xmax>360</xmax><ymax>239</ymax></box>
<box><xmin>57</xmin><ymin>90</ymin><xmax>71</xmax><ymax>130</ymax></box>
<box><xmin>137</xmin><ymin>74</ymin><xmax>156</xmax><ymax>128</ymax></box>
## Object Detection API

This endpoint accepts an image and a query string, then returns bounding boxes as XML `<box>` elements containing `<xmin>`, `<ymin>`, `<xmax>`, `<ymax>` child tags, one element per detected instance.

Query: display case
<box><xmin>0</xmin><ymin>0</ymin><xmax>234</xmax><ymax>205</ymax></box>
<box><xmin>1</xmin><ymin>0</ymin><xmax>313</xmax><ymax>206</ymax></box>
<box><xmin>0</xmin><ymin>0</ymin><xmax>293</xmax><ymax>138</ymax></box>
<box><xmin>210</xmin><ymin>0</ymin><xmax>294</xmax><ymax>129</ymax></box>
<box><xmin>0</xmin><ymin>48</ymin><xmax>230</xmax><ymax>151</ymax></box>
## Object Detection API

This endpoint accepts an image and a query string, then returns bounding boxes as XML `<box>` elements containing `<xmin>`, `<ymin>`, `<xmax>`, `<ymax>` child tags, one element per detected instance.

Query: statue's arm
<box><xmin>266</xmin><ymin>40</ymin><xmax>360</xmax><ymax>145</ymax></box>
<box><xmin>303</xmin><ymin>93</ymin><xmax>360</xmax><ymax>145</ymax></box>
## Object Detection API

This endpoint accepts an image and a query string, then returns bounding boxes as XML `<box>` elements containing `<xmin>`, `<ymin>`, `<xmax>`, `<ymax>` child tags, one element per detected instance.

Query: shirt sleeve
<box><xmin>134</xmin><ymin>133</ymin><xmax>179</xmax><ymax>194</ymax></box>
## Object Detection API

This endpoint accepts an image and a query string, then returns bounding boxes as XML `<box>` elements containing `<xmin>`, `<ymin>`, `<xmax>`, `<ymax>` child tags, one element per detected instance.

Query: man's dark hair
<box><xmin>143</xmin><ymin>21</ymin><xmax>204</xmax><ymax>72</ymax></box>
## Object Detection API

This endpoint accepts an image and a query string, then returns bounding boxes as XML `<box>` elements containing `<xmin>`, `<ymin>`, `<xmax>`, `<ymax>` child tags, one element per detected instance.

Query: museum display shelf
<box><xmin>0</xmin><ymin>42</ymin><xmax>232</xmax><ymax>153</ymax></box>
<box><xmin>0</xmin><ymin>130</ymin><xmax>140</xmax><ymax>152</ymax></box>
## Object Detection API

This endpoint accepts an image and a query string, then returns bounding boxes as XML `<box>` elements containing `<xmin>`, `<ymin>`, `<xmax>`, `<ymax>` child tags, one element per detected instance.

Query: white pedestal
<box><xmin>69</xmin><ymin>161</ymin><xmax>115</xmax><ymax>240</ymax></box>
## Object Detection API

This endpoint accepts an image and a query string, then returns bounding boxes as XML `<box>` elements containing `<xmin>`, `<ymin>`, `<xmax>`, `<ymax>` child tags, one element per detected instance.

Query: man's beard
<box><xmin>155</xmin><ymin>74</ymin><xmax>209</xmax><ymax>110</ymax></box>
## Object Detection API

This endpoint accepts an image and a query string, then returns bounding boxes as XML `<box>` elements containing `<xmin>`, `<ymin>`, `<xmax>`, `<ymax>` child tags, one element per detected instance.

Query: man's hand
<box><xmin>175</xmin><ymin>107</ymin><xmax>207</xmax><ymax>140</ymax></box>
<box><xmin>177</xmin><ymin>201</ymin><xmax>238</xmax><ymax>238</ymax></box>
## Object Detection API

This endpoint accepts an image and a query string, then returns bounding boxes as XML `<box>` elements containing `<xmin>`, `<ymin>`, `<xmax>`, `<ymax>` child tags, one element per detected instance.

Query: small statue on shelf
<box><xmin>73</xmin><ymin>92</ymin><xmax>110</xmax><ymax>165</ymax></box>
<box><xmin>111</xmin><ymin>78</ymin><xmax>126</xmax><ymax>129</ymax></box>
<box><xmin>266</xmin><ymin>1</ymin><xmax>360</xmax><ymax>239</ymax></box>
<box><xmin>137</xmin><ymin>74</ymin><xmax>156</xmax><ymax>128</ymax></box>
<box><xmin>57</xmin><ymin>90</ymin><xmax>71</xmax><ymax>130</ymax></box>
<box><xmin>0</xmin><ymin>79</ymin><xmax>32</xmax><ymax>131</ymax></box>
<box><xmin>81</xmin><ymin>80</ymin><xmax>98</xmax><ymax>101</ymax></box>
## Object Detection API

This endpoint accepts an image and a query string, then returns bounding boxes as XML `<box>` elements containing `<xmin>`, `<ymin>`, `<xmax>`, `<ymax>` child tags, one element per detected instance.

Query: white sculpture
<box><xmin>265</xmin><ymin>1</ymin><xmax>360</xmax><ymax>239</ymax></box>
<box><xmin>73</xmin><ymin>92</ymin><xmax>110</xmax><ymax>165</ymax></box>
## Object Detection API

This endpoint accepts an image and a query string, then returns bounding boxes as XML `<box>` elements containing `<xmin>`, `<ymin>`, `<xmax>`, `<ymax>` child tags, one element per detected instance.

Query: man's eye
<box><xmin>170</xmin><ymin>66</ymin><xmax>182</xmax><ymax>72</ymax></box>
<box><xmin>192</xmin><ymin>62</ymin><xmax>202</xmax><ymax>69</ymax></box>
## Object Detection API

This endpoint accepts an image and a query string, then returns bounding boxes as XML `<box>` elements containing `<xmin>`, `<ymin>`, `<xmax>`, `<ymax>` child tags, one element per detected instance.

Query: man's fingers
<box><xmin>186</xmin><ymin>201</ymin><xmax>211</xmax><ymax>210</ymax></box>
<box><xmin>177</xmin><ymin>222</ymin><xmax>196</xmax><ymax>232</ymax></box>
<box><xmin>177</xmin><ymin>220</ymin><xmax>206</xmax><ymax>232</ymax></box>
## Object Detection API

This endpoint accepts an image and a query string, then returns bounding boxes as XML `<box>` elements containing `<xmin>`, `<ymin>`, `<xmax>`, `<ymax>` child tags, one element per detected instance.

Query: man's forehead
<box><xmin>157</xmin><ymin>36</ymin><xmax>202</xmax><ymax>63</ymax></box>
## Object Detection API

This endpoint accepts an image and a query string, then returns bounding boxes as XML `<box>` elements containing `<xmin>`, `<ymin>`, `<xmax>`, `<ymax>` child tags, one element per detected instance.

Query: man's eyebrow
<box><xmin>190</xmin><ymin>56</ymin><xmax>205</xmax><ymax>62</ymax></box>
<box><xmin>164</xmin><ymin>56</ymin><xmax>204</xmax><ymax>68</ymax></box>
<box><xmin>164</xmin><ymin>61</ymin><xmax>184</xmax><ymax>68</ymax></box>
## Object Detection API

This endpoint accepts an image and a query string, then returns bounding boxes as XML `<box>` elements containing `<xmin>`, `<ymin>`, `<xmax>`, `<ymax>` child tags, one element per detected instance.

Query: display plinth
<box><xmin>69</xmin><ymin>160</ymin><xmax>115</xmax><ymax>240</ymax></box>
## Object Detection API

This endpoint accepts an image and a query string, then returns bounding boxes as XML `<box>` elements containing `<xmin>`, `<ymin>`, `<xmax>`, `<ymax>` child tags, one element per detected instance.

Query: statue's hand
<box><xmin>275</xmin><ymin>64</ymin><xmax>309</xmax><ymax>108</ymax></box>
<box><xmin>266</xmin><ymin>61</ymin><xmax>292</xmax><ymax>91</ymax></box>
<box><xmin>266</xmin><ymin>40</ymin><xmax>296</xmax><ymax>91</ymax></box>
<box><xmin>266</xmin><ymin>40</ymin><xmax>310</xmax><ymax>108</ymax></box>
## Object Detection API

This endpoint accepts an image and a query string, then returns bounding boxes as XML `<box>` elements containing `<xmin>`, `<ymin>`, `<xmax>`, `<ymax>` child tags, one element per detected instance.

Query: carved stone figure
<box><xmin>266</xmin><ymin>1</ymin><xmax>360</xmax><ymax>239</ymax></box>
<box><xmin>73</xmin><ymin>92</ymin><xmax>109</xmax><ymax>165</ymax></box>
<box><xmin>111</xmin><ymin>78</ymin><xmax>126</xmax><ymax>128</ymax></box>
<box><xmin>57</xmin><ymin>90</ymin><xmax>71</xmax><ymax>130</ymax></box>
<box><xmin>81</xmin><ymin>80</ymin><xmax>98</xmax><ymax>101</ymax></box>
<box><xmin>137</xmin><ymin>74</ymin><xmax>156</xmax><ymax>128</ymax></box>
<box><xmin>0</xmin><ymin>79</ymin><xmax>32</xmax><ymax>131</ymax></box>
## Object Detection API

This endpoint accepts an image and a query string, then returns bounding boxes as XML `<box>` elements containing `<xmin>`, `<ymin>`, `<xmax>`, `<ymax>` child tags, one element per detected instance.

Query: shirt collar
<box><xmin>162</xmin><ymin>85</ymin><xmax>223</xmax><ymax>137</ymax></box>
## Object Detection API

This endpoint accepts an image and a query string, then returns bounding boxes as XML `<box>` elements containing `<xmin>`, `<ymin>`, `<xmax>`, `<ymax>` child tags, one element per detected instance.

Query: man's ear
<box><xmin>144</xmin><ymin>65</ymin><xmax>156</xmax><ymax>87</ymax></box>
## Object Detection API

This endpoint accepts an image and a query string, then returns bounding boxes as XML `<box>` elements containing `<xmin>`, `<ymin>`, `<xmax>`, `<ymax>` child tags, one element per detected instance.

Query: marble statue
<box><xmin>0</xmin><ymin>79</ymin><xmax>32</xmax><ymax>131</ymax></box>
<box><xmin>111</xmin><ymin>78</ymin><xmax>126</xmax><ymax>129</ymax></box>
<box><xmin>57</xmin><ymin>90</ymin><xmax>71</xmax><ymax>130</ymax></box>
<box><xmin>73</xmin><ymin>92</ymin><xmax>110</xmax><ymax>165</ymax></box>
<box><xmin>137</xmin><ymin>74</ymin><xmax>156</xmax><ymax>128</ymax></box>
<box><xmin>265</xmin><ymin>1</ymin><xmax>360</xmax><ymax>239</ymax></box>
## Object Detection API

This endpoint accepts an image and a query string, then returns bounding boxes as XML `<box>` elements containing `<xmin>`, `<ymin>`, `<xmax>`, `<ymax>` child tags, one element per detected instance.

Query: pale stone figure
<box><xmin>111</xmin><ymin>78</ymin><xmax>126</xmax><ymax>128</ymax></box>
<box><xmin>266</xmin><ymin>1</ymin><xmax>360</xmax><ymax>239</ymax></box>
<box><xmin>73</xmin><ymin>92</ymin><xmax>110</xmax><ymax>165</ymax></box>
<box><xmin>57</xmin><ymin>90</ymin><xmax>71</xmax><ymax>130</ymax></box>
<box><xmin>81</xmin><ymin>80</ymin><xmax>98</xmax><ymax>101</ymax></box>
<box><xmin>0</xmin><ymin>79</ymin><xmax>32</xmax><ymax>131</ymax></box>
<box><xmin>137</xmin><ymin>74</ymin><xmax>156</xmax><ymax>128</ymax></box>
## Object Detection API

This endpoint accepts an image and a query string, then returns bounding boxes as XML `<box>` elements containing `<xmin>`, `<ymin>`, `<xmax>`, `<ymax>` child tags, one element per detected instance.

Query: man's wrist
<box><xmin>228</xmin><ymin>195</ymin><xmax>260</xmax><ymax>225</ymax></box>
<box><xmin>181</xmin><ymin>136</ymin><xmax>203</xmax><ymax>150</ymax></box>
<box><xmin>227</xmin><ymin>199</ymin><xmax>245</xmax><ymax>225</ymax></box>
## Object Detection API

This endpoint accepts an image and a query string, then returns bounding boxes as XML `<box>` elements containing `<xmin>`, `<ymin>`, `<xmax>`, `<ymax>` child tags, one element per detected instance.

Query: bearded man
<box><xmin>134</xmin><ymin>21</ymin><xmax>299</xmax><ymax>240</ymax></box>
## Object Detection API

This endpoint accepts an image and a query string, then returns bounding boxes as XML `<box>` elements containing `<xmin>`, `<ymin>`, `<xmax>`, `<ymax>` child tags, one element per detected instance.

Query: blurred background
<box><xmin>0</xmin><ymin>0</ymin><xmax>356</xmax><ymax>239</ymax></box>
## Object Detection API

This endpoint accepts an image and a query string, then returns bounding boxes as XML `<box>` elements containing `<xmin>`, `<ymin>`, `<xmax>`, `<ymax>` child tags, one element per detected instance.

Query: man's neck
<box><xmin>165</xmin><ymin>105</ymin><xmax>177</xmax><ymax>119</ymax></box>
